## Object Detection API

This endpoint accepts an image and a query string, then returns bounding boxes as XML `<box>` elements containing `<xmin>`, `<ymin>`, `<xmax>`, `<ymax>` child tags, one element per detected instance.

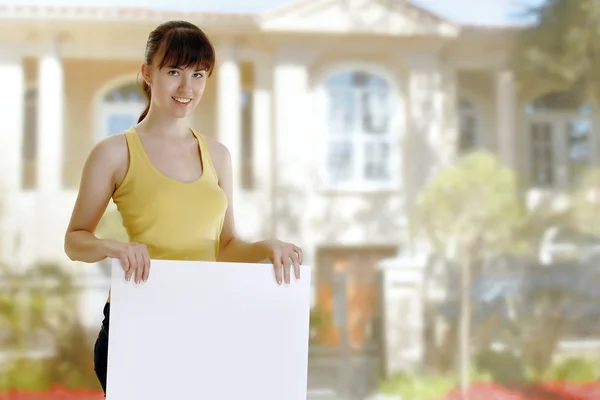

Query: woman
<box><xmin>64</xmin><ymin>20</ymin><xmax>303</xmax><ymax>395</ymax></box>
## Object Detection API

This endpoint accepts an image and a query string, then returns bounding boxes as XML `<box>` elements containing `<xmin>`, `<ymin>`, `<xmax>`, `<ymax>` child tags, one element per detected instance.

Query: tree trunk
<box><xmin>459</xmin><ymin>256</ymin><xmax>472</xmax><ymax>399</ymax></box>
<box><xmin>436</xmin><ymin>321</ymin><xmax>459</xmax><ymax>372</ymax></box>
<box><xmin>522</xmin><ymin>314</ymin><xmax>565</xmax><ymax>376</ymax></box>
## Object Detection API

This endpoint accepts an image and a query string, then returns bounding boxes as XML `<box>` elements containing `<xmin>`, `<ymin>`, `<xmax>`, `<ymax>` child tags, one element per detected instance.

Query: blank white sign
<box><xmin>106</xmin><ymin>259</ymin><xmax>312</xmax><ymax>400</ymax></box>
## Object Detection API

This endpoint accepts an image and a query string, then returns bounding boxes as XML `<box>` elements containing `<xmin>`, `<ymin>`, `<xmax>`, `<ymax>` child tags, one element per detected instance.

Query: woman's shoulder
<box><xmin>84</xmin><ymin>132</ymin><xmax>130</xmax><ymax>186</ymax></box>
<box><xmin>194</xmin><ymin>132</ymin><xmax>230</xmax><ymax>164</ymax></box>
<box><xmin>90</xmin><ymin>132</ymin><xmax>129</xmax><ymax>166</ymax></box>
<box><xmin>203</xmin><ymin>135</ymin><xmax>230</xmax><ymax>159</ymax></box>
<box><xmin>192</xmin><ymin>131</ymin><xmax>231</xmax><ymax>181</ymax></box>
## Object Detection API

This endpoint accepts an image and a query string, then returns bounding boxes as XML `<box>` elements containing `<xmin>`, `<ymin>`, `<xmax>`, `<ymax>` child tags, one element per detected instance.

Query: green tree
<box><xmin>514</xmin><ymin>0</ymin><xmax>600</xmax><ymax>100</ymax></box>
<box><xmin>410</xmin><ymin>152</ymin><xmax>528</xmax><ymax>396</ymax></box>
<box><xmin>566</xmin><ymin>167</ymin><xmax>600</xmax><ymax>237</ymax></box>
<box><xmin>0</xmin><ymin>262</ymin><xmax>99</xmax><ymax>391</ymax></box>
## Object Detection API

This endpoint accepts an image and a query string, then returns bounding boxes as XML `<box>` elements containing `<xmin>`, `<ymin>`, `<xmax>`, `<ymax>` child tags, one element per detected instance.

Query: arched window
<box><xmin>323</xmin><ymin>70</ymin><xmax>397</xmax><ymax>190</ymax></box>
<box><xmin>525</xmin><ymin>90</ymin><xmax>595</xmax><ymax>188</ymax></box>
<box><xmin>457</xmin><ymin>97</ymin><xmax>482</xmax><ymax>153</ymax></box>
<box><xmin>99</xmin><ymin>81</ymin><xmax>146</xmax><ymax>139</ymax></box>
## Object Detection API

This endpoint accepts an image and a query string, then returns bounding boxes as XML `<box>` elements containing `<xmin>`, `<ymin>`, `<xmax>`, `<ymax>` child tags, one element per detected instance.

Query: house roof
<box><xmin>0</xmin><ymin>4</ymin><xmax>256</xmax><ymax>23</ymax></box>
<box><xmin>0</xmin><ymin>0</ymin><xmax>525</xmax><ymax>34</ymax></box>
<box><xmin>262</xmin><ymin>0</ymin><xmax>449</xmax><ymax>24</ymax></box>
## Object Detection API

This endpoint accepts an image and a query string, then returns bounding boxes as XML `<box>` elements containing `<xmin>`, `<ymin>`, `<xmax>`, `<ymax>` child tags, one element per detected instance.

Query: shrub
<box><xmin>544</xmin><ymin>357</ymin><xmax>598</xmax><ymax>383</ymax></box>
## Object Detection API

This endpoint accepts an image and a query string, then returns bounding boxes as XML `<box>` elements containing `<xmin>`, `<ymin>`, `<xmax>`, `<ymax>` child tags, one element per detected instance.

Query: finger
<box><xmin>273</xmin><ymin>253</ymin><xmax>283</xmax><ymax>285</ymax></box>
<box><xmin>135</xmin><ymin>251</ymin><xmax>144</xmax><ymax>284</ymax></box>
<box><xmin>293</xmin><ymin>245</ymin><xmax>303</xmax><ymax>264</ymax></box>
<box><xmin>125</xmin><ymin>253</ymin><xmax>136</xmax><ymax>282</ymax></box>
<box><xmin>142</xmin><ymin>249</ymin><xmax>151</xmax><ymax>282</ymax></box>
<box><xmin>283</xmin><ymin>254</ymin><xmax>291</xmax><ymax>284</ymax></box>
<box><xmin>292</xmin><ymin>252</ymin><xmax>301</xmax><ymax>280</ymax></box>
<box><xmin>119</xmin><ymin>254</ymin><xmax>130</xmax><ymax>277</ymax></box>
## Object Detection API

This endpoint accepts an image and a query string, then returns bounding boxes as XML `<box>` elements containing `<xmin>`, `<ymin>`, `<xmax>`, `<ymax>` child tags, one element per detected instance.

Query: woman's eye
<box><xmin>194</xmin><ymin>73</ymin><xmax>204</xmax><ymax>78</ymax></box>
<box><xmin>169</xmin><ymin>70</ymin><xmax>179</xmax><ymax>76</ymax></box>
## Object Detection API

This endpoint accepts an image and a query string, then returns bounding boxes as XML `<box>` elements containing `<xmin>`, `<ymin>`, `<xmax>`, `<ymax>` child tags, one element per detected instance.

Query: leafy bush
<box><xmin>379</xmin><ymin>373</ymin><xmax>456</xmax><ymax>400</ymax></box>
<box><xmin>378</xmin><ymin>368</ymin><xmax>493</xmax><ymax>400</ymax></box>
<box><xmin>0</xmin><ymin>358</ymin><xmax>53</xmax><ymax>391</ymax></box>
<box><xmin>475</xmin><ymin>349</ymin><xmax>525</xmax><ymax>384</ymax></box>
<box><xmin>543</xmin><ymin>357</ymin><xmax>598</xmax><ymax>383</ymax></box>
<box><xmin>0</xmin><ymin>262</ymin><xmax>101</xmax><ymax>391</ymax></box>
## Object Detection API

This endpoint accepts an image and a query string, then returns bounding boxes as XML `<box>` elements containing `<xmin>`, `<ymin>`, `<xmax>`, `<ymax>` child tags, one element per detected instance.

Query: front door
<box><xmin>309</xmin><ymin>246</ymin><xmax>397</xmax><ymax>399</ymax></box>
<box><xmin>314</xmin><ymin>246</ymin><xmax>397</xmax><ymax>353</ymax></box>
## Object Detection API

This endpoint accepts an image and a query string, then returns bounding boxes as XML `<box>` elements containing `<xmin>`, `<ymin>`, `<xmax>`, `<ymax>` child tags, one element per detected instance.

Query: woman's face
<box><xmin>143</xmin><ymin>60</ymin><xmax>207</xmax><ymax>119</ymax></box>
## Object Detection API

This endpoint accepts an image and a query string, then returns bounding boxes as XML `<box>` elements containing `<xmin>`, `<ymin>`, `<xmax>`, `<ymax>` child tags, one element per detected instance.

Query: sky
<box><xmin>0</xmin><ymin>0</ymin><xmax>545</xmax><ymax>26</ymax></box>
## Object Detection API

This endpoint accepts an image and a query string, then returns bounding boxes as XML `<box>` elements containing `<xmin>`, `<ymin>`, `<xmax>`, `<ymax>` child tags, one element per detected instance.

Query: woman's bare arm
<box><xmin>64</xmin><ymin>135</ymin><xmax>128</xmax><ymax>263</ymax></box>
<box><xmin>206</xmin><ymin>137</ymin><xmax>303</xmax><ymax>284</ymax></box>
<box><xmin>209</xmin><ymin>141</ymin><xmax>269</xmax><ymax>263</ymax></box>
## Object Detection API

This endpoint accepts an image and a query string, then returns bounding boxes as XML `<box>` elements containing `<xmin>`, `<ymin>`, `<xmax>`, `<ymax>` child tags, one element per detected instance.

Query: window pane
<box><xmin>526</xmin><ymin>90</ymin><xmax>584</xmax><ymax>113</ymax></box>
<box><xmin>327</xmin><ymin>72</ymin><xmax>353</xmax><ymax>87</ymax></box>
<box><xmin>326</xmin><ymin>71</ymin><xmax>388</xmax><ymax>90</ymax></box>
<box><xmin>458</xmin><ymin>98</ymin><xmax>478</xmax><ymax>153</ymax></box>
<box><xmin>328</xmin><ymin>141</ymin><xmax>353</xmax><ymax>184</ymax></box>
<box><xmin>566</xmin><ymin>118</ymin><xmax>592</xmax><ymax>185</ymax></box>
<box><xmin>107</xmin><ymin>113</ymin><xmax>137</xmax><ymax>136</ymax></box>
<box><xmin>361</xmin><ymin>88</ymin><xmax>389</xmax><ymax>134</ymax></box>
<box><xmin>530</xmin><ymin>122</ymin><xmax>554</xmax><ymax>186</ymax></box>
<box><xmin>459</xmin><ymin>98</ymin><xmax>475</xmax><ymax>110</ymax></box>
<box><xmin>364</xmin><ymin>141</ymin><xmax>390</xmax><ymax>180</ymax></box>
<box><xmin>325</xmin><ymin>71</ymin><xmax>394</xmax><ymax>187</ymax></box>
<box><xmin>104</xmin><ymin>82</ymin><xmax>145</xmax><ymax>103</ymax></box>
<box><xmin>458</xmin><ymin>114</ymin><xmax>477</xmax><ymax>152</ymax></box>
<box><xmin>328</xmin><ymin>88</ymin><xmax>356</xmax><ymax>134</ymax></box>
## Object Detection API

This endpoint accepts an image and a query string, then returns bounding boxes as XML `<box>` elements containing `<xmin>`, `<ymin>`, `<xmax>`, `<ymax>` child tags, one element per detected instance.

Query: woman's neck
<box><xmin>136</xmin><ymin>106</ymin><xmax>190</xmax><ymax>140</ymax></box>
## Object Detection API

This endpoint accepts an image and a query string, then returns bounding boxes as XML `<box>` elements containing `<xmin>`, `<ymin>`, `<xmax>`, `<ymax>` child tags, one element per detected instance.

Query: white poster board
<box><xmin>106</xmin><ymin>259</ymin><xmax>312</xmax><ymax>400</ymax></box>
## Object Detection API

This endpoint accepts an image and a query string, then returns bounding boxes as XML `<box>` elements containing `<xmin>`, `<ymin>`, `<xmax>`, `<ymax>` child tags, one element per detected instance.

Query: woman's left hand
<box><xmin>258</xmin><ymin>240</ymin><xmax>303</xmax><ymax>285</ymax></box>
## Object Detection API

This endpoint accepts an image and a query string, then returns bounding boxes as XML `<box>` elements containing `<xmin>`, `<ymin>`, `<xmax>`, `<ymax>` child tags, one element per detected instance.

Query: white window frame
<box><xmin>316</xmin><ymin>66</ymin><xmax>403</xmax><ymax>192</ymax></box>
<box><xmin>526</xmin><ymin>111</ymin><xmax>597</xmax><ymax>188</ymax></box>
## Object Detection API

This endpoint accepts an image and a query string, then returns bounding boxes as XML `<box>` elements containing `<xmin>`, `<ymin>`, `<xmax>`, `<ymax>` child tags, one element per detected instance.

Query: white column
<box><xmin>216</xmin><ymin>41</ymin><xmax>241</xmax><ymax>193</ymax></box>
<box><xmin>405</xmin><ymin>55</ymin><xmax>447</xmax><ymax>201</ymax></box>
<box><xmin>273</xmin><ymin>57</ymin><xmax>311</xmax><ymax>186</ymax></box>
<box><xmin>0</xmin><ymin>46</ymin><xmax>25</xmax><ymax>262</ymax></box>
<box><xmin>37</xmin><ymin>38</ymin><xmax>64</xmax><ymax>193</ymax></box>
<box><xmin>442</xmin><ymin>67</ymin><xmax>459</xmax><ymax>161</ymax></box>
<box><xmin>252</xmin><ymin>54</ymin><xmax>275</xmax><ymax>237</ymax></box>
<box><xmin>36</xmin><ymin>38</ymin><xmax>65</xmax><ymax>262</ymax></box>
<box><xmin>378</xmin><ymin>255</ymin><xmax>426</xmax><ymax>377</ymax></box>
<box><xmin>496</xmin><ymin>70</ymin><xmax>516</xmax><ymax>169</ymax></box>
<box><xmin>252</xmin><ymin>55</ymin><xmax>273</xmax><ymax>190</ymax></box>
<box><xmin>272</xmin><ymin>52</ymin><xmax>311</xmax><ymax>252</ymax></box>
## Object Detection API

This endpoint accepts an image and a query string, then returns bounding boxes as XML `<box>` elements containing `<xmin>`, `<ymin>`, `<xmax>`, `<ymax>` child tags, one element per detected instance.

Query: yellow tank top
<box><xmin>106</xmin><ymin>126</ymin><xmax>228</xmax><ymax>302</ymax></box>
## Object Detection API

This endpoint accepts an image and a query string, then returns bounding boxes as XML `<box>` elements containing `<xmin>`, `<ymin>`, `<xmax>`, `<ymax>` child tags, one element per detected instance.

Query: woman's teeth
<box><xmin>173</xmin><ymin>97</ymin><xmax>191</xmax><ymax>104</ymax></box>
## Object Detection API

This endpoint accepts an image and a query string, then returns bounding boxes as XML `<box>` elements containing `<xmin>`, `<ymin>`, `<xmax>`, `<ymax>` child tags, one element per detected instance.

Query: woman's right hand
<box><xmin>104</xmin><ymin>239</ymin><xmax>151</xmax><ymax>284</ymax></box>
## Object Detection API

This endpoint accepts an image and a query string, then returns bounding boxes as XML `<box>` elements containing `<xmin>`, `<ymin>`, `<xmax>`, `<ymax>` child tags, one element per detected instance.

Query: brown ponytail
<box><xmin>136</xmin><ymin>20</ymin><xmax>216</xmax><ymax>123</ymax></box>
<box><xmin>138</xmin><ymin>80</ymin><xmax>152</xmax><ymax>123</ymax></box>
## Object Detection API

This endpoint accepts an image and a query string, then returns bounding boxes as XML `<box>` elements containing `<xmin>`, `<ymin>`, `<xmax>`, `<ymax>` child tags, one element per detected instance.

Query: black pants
<box><xmin>93</xmin><ymin>302</ymin><xmax>111</xmax><ymax>395</ymax></box>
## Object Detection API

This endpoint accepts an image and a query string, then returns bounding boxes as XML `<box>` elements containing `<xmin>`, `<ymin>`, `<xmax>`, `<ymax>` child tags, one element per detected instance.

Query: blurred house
<box><xmin>0</xmin><ymin>0</ymin><xmax>597</xmax><ymax>388</ymax></box>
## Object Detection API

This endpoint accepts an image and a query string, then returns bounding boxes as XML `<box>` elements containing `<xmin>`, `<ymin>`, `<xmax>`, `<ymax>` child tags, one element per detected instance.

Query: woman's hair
<box><xmin>138</xmin><ymin>21</ymin><xmax>216</xmax><ymax>123</ymax></box>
